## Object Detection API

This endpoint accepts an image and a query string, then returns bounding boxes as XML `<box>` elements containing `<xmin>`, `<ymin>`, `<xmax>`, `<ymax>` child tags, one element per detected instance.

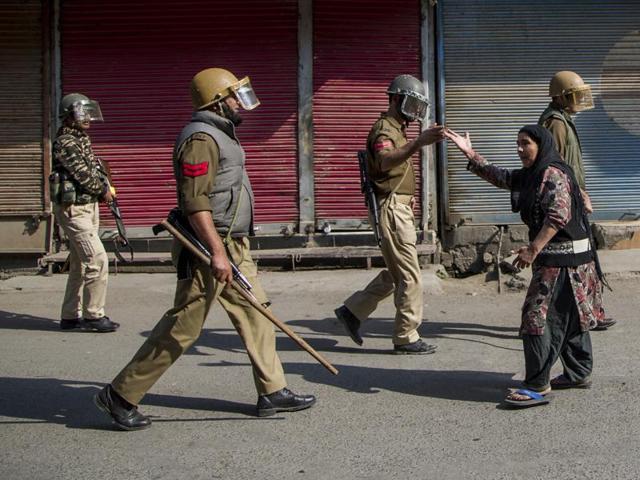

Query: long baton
<box><xmin>158</xmin><ymin>219</ymin><xmax>339</xmax><ymax>376</ymax></box>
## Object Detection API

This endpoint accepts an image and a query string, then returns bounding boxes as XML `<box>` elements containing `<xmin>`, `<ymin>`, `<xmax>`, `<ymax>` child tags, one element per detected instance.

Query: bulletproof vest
<box><xmin>174</xmin><ymin>111</ymin><xmax>254</xmax><ymax>237</ymax></box>
<box><xmin>538</xmin><ymin>104</ymin><xmax>585</xmax><ymax>189</ymax></box>
<box><xmin>51</xmin><ymin>129</ymin><xmax>103</xmax><ymax>205</ymax></box>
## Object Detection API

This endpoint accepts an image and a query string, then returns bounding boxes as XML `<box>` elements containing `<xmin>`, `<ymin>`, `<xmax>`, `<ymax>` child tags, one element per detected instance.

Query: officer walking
<box><xmin>52</xmin><ymin>93</ymin><xmax>119</xmax><ymax>333</ymax></box>
<box><xmin>538</xmin><ymin>71</ymin><xmax>616</xmax><ymax>331</ymax></box>
<box><xmin>335</xmin><ymin>75</ymin><xmax>445</xmax><ymax>354</ymax></box>
<box><xmin>94</xmin><ymin>68</ymin><xmax>316</xmax><ymax>430</ymax></box>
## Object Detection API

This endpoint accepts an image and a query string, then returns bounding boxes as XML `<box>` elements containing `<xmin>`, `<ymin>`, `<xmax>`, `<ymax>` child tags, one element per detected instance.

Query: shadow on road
<box><xmin>0</xmin><ymin>377</ymin><xmax>259</xmax><ymax>430</ymax></box>
<box><xmin>200</xmin><ymin>361</ymin><xmax>515</xmax><ymax>404</ymax></box>
<box><xmin>290</xmin><ymin>317</ymin><xmax>520</xmax><ymax>341</ymax></box>
<box><xmin>0</xmin><ymin>310</ymin><xmax>59</xmax><ymax>332</ymax></box>
<box><xmin>171</xmin><ymin>315</ymin><xmax>521</xmax><ymax>358</ymax></box>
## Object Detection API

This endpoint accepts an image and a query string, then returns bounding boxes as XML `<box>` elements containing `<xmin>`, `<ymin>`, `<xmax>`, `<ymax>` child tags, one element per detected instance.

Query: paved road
<box><xmin>0</xmin><ymin>268</ymin><xmax>638</xmax><ymax>479</ymax></box>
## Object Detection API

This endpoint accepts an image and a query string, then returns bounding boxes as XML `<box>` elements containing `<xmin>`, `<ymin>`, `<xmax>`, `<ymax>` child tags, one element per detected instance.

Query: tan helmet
<box><xmin>190</xmin><ymin>68</ymin><xmax>260</xmax><ymax>111</ymax></box>
<box><xmin>549</xmin><ymin>71</ymin><xmax>594</xmax><ymax>112</ymax></box>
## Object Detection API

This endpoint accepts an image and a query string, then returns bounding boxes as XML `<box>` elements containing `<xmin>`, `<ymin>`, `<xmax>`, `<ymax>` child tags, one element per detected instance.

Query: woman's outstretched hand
<box><xmin>512</xmin><ymin>244</ymin><xmax>538</xmax><ymax>270</ymax></box>
<box><xmin>444</xmin><ymin>128</ymin><xmax>475</xmax><ymax>159</ymax></box>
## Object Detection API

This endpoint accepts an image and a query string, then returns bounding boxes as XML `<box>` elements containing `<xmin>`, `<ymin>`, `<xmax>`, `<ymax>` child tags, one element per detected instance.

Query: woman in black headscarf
<box><xmin>445</xmin><ymin>125</ymin><xmax>605</xmax><ymax>408</ymax></box>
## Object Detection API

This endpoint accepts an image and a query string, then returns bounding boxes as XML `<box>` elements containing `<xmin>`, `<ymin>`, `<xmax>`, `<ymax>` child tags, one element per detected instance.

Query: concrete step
<box><xmin>40</xmin><ymin>243</ymin><xmax>437</xmax><ymax>273</ymax></box>
<box><xmin>593</xmin><ymin>221</ymin><xmax>640</xmax><ymax>250</ymax></box>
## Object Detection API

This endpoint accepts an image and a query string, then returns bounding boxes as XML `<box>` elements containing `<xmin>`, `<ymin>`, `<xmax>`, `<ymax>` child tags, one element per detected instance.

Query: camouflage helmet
<box><xmin>549</xmin><ymin>71</ymin><xmax>594</xmax><ymax>112</ymax></box>
<box><xmin>386</xmin><ymin>74</ymin><xmax>429</xmax><ymax>121</ymax></box>
<box><xmin>59</xmin><ymin>93</ymin><xmax>103</xmax><ymax>122</ymax></box>
<box><xmin>190</xmin><ymin>68</ymin><xmax>260</xmax><ymax>111</ymax></box>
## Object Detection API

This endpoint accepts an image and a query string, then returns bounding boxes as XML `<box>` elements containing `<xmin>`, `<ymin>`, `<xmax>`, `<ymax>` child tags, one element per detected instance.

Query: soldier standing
<box><xmin>335</xmin><ymin>75</ymin><xmax>445</xmax><ymax>354</ymax></box>
<box><xmin>52</xmin><ymin>93</ymin><xmax>119</xmax><ymax>333</ymax></box>
<box><xmin>94</xmin><ymin>68</ymin><xmax>316</xmax><ymax>431</ymax></box>
<box><xmin>538</xmin><ymin>71</ymin><xmax>616</xmax><ymax>331</ymax></box>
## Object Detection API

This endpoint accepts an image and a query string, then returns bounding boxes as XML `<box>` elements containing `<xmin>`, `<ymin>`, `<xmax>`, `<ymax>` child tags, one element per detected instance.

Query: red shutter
<box><xmin>312</xmin><ymin>0</ymin><xmax>422</xmax><ymax>226</ymax></box>
<box><xmin>61</xmin><ymin>0</ymin><xmax>298</xmax><ymax>229</ymax></box>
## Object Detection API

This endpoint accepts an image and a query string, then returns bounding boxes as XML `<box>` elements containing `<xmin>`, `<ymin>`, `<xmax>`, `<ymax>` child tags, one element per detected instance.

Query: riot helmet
<box><xmin>59</xmin><ymin>93</ymin><xmax>103</xmax><ymax>122</ymax></box>
<box><xmin>190</xmin><ymin>68</ymin><xmax>260</xmax><ymax>112</ymax></box>
<box><xmin>386</xmin><ymin>74</ymin><xmax>429</xmax><ymax>122</ymax></box>
<box><xmin>549</xmin><ymin>71</ymin><xmax>594</xmax><ymax>112</ymax></box>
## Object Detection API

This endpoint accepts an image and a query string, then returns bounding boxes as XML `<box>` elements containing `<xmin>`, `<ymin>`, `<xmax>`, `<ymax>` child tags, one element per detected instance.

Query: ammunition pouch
<box><xmin>49</xmin><ymin>170</ymin><xmax>77</xmax><ymax>205</ymax></box>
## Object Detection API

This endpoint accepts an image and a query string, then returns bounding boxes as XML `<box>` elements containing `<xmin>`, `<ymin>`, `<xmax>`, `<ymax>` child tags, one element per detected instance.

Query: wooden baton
<box><xmin>159</xmin><ymin>220</ymin><xmax>339</xmax><ymax>376</ymax></box>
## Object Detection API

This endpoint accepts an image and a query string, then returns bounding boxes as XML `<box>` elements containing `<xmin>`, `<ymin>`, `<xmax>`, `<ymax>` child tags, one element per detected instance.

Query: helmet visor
<box><xmin>569</xmin><ymin>85</ymin><xmax>594</xmax><ymax>112</ymax></box>
<box><xmin>73</xmin><ymin>100</ymin><xmax>104</xmax><ymax>122</ymax></box>
<box><xmin>400</xmin><ymin>93</ymin><xmax>429</xmax><ymax>121</ymax></box>
<box><xmin>233</xmin><ymin>77</ymin><xmax>260</xmax><ymax>110</ymax></box>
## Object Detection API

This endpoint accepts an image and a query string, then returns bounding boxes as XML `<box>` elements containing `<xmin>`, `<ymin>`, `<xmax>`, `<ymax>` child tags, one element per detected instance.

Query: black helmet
<box><xmin>386</xmin><ymin>75</ymin><xmax>429</xmax><ymax>122</ymax></box>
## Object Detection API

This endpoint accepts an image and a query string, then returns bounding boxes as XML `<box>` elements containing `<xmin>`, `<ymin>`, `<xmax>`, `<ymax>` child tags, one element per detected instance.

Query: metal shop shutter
<box><xmin>61</xmin><ymin>0</ymin><xmax>298</xmax><ymax>230</ymax></box>
<box><xmin>441</xmin><ymin>0</ymin><xmax>640</xmax><ymax>225</ymax></box>
<box><xmin>313</xmin><ymin>0</ymin><xmax>422</xmax><ymax>229</ymax></box>
<box><xmin>0</xmin><ymin>0</ymin><xmax>44</xmax><ymax>215</ymax></box>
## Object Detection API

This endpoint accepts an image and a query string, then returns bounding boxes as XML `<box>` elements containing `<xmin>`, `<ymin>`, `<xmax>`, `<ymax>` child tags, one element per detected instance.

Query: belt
<box><xmin>541</xmin><ymin>238</ymin><xmax>591</xmax><ymax>255</ymax></box>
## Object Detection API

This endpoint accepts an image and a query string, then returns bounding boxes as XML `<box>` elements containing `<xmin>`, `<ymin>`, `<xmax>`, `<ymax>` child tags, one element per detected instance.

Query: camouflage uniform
<box><xmin>468</xmin><ymin>154</ymin><xmax>595</xmax><ymax>390</ymax></box>
<box><xmin>52</xmin><ymin>125</ymin><xmax>109</xmax><ymax>321</ymax></box>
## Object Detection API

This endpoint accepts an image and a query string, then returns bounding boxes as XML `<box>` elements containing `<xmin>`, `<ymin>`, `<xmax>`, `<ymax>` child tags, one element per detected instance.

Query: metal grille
<box><xmin>0</xmin><ymin>0</ymin><xmax>43</xmax><ymax>215</ymax></box>
<box><xmin>442</xmin><ymin>0</ymin><xmax>640</xmax><ymax>224</ymax></box>
<box><xmin>312</xmin><ymin>0</ymin><xmax>422</xmax><ymax>227</ymax></box>
<box><xmin>61</xmin><ymin>0</ymin><xmax>298</xmax><ymax>229</ymax></box>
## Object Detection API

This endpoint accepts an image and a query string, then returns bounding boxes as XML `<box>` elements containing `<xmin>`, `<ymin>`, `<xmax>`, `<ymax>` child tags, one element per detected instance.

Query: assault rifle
<box><xmin>152</xmin><ymin>209</ymin><xmax>253</xmax><ymax>296</ymax></box>
<box><xmin>152</xmin><ymin>208</ymin><xmax>338</xmax><ymax>376</ymax></box>
<box><xmin>97</xmin><ymin>158</ymin><xmax>134</xmax><ymax>262</ymax></box>
<box><xmin>358</xmin><ymin>150</ymin><xmax>381</xmax><ymax>246</ymax></box>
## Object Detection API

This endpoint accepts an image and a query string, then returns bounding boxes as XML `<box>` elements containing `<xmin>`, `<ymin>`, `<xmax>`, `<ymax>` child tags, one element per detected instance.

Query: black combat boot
<box><xmin>60</xmin><ymin>318</ymin><xmax>82</xmax><ymax>330</ymax></box>
<box><xmin>334</xmin><ymin>305</ymin><xmax>363</xmax><ymax>345</ymax></box>
<box><xmin>82</xmin><ymin>316</ymin><xmax>119</xmax><ymax>332</ymax></box>
<box><xmin>93</xmin><ymin>385</ymin><xmax>151</xmax><ymax>431</ymax></box>
<box><xmin>393</xmin><ymin>339</ymin><xmax>437</xmax><ymax>355</ymax></box>
<box><xmin>256</xmin><ymin>388</ymin><xmax>316</xmax><ymax>417</ymax></box>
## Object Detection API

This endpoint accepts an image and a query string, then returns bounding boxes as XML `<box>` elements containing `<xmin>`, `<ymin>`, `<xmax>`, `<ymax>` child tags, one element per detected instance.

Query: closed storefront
<box><xmin>61</xmin><ymin>0</ymin><xmax>299</xmax><ymax>232</ymax></box>
<box><xmin>312</xmin><ymin>0</ymin><xmax>424</xmax><ymax>230</ymax></box>
<box><xmin>0</xmin><ymin>0</ymin><xmax>49</xmax><ymax>253</ymax></box>
<box><xmin>440</xmin><ymin>0</ymin><xmax>640</xmax><ymax>225</ymax></box>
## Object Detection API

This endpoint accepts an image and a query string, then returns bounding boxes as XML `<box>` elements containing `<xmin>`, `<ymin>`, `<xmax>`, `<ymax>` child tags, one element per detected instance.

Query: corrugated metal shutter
<box><xmin>61</xmin><ymin>0</ymin><xmax>298</xmax><ymax>229</ymax></box>
<box><xmin>442</xmin><ymin>0</ymin><xmax>640</xmax><ymax>225</ymax></box>
<box><xmin>0</xmin><ymin>0</ymin><xmax>43</xmax><ymax>215</ymax></box>
<box><xmin>313</xmin><ymin>0</ymin><xmax>422</xmax><ymax>228</ymax></box>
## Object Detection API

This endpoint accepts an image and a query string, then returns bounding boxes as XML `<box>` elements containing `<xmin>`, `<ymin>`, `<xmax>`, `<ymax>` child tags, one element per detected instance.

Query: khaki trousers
<box><xmin>111</xmin><ymin>237</ymin><xmax>286</xmax><ymax>405</ymax></box>
<box><xmin>53</xmin><ymin>202</ymin><xmax>108</xmax><ymax>320</ymax></box>
<box><xmin>344</xmin><ymin>194</ymin><xmax>423</xmax><ymax>345</ymax></box>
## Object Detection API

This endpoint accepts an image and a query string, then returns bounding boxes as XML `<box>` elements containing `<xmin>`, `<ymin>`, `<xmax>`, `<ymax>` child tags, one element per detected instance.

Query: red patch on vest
<box><xmin>182</xmin><ymin>161</ymin><xmax>209</xmax><ymax>178</ymax></box>
<box><xmin>374</xmin><ymin>139</ymin><xmax>393</xmax><ymax>151</ymax></box>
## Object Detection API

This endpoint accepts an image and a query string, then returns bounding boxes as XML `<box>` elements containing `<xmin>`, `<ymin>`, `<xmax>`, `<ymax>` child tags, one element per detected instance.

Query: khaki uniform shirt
<box><xmin>366</xmin><ymin>113</ymin><xmax>415</xmax><ymax>196</ymax></box>
<box><xmin>174</xmin><ymin>133</ymin><xmax>220</xmax><ymax>215</ymax></box>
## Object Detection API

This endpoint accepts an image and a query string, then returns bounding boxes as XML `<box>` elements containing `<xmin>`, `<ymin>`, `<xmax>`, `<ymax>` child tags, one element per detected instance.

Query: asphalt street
<box><xmin>0</xmin><ymin>265</ymin><xmax>639</xmax><ymax>479</ymax></box>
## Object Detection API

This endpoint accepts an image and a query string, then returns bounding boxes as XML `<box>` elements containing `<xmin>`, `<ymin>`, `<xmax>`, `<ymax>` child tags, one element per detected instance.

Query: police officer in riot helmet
<box><xmin>94</xmin><ymin>68</ymin><xmax>316</xmax><ymax>431</ymax></box>
<box><xmin>51</xmin><ymin>93</ymin><xmax>118</xmax><ymax>333</ymax></box>
<box><xmin>335</xmin><ymin>74</ymin><xmax>445</xmax><ymax>354</ymax></box>
<box><xmin>539</xmin><ymin>71</ymin><xmax>594</xmax><ymax>195</ymax></box>
<box><xmin>538</xmin><ymin>71</ymin><xmax>616</xmax><ymax>332</ymax></box>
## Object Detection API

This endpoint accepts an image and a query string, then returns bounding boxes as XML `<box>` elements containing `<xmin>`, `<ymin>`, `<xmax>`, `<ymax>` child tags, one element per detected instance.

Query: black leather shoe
<box><xmin>334</xmin><ymin>306</ymin><xmax>363</xmax><ymax>346</ymax></box>
<box><xmin>93</xmin><ymin>385</ymin><xmax>151</xmax><ymax>431</ymax></box>
<box><xmin>82</xmin><ymin>316</ymin><xmax>119</xmax><ymax>332</ymax></box>
<box><xmin>60</xmin><ymin>318</ymin><xmax>82</xmax><ymax>330</ymax></box>
<box><xmin>393</xmin><ymin>339</ymin><xmax>437</xmax><ymax>355</ymax></box>
<box><xmin>591</xmin><ymin>318</ymin><xmax>617</xmax><ymax>331</ymax></box>
<box><xmin>256</xmin><ymin>388</ymin><xmax>316</xmax><ymax>417</ymax></box>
